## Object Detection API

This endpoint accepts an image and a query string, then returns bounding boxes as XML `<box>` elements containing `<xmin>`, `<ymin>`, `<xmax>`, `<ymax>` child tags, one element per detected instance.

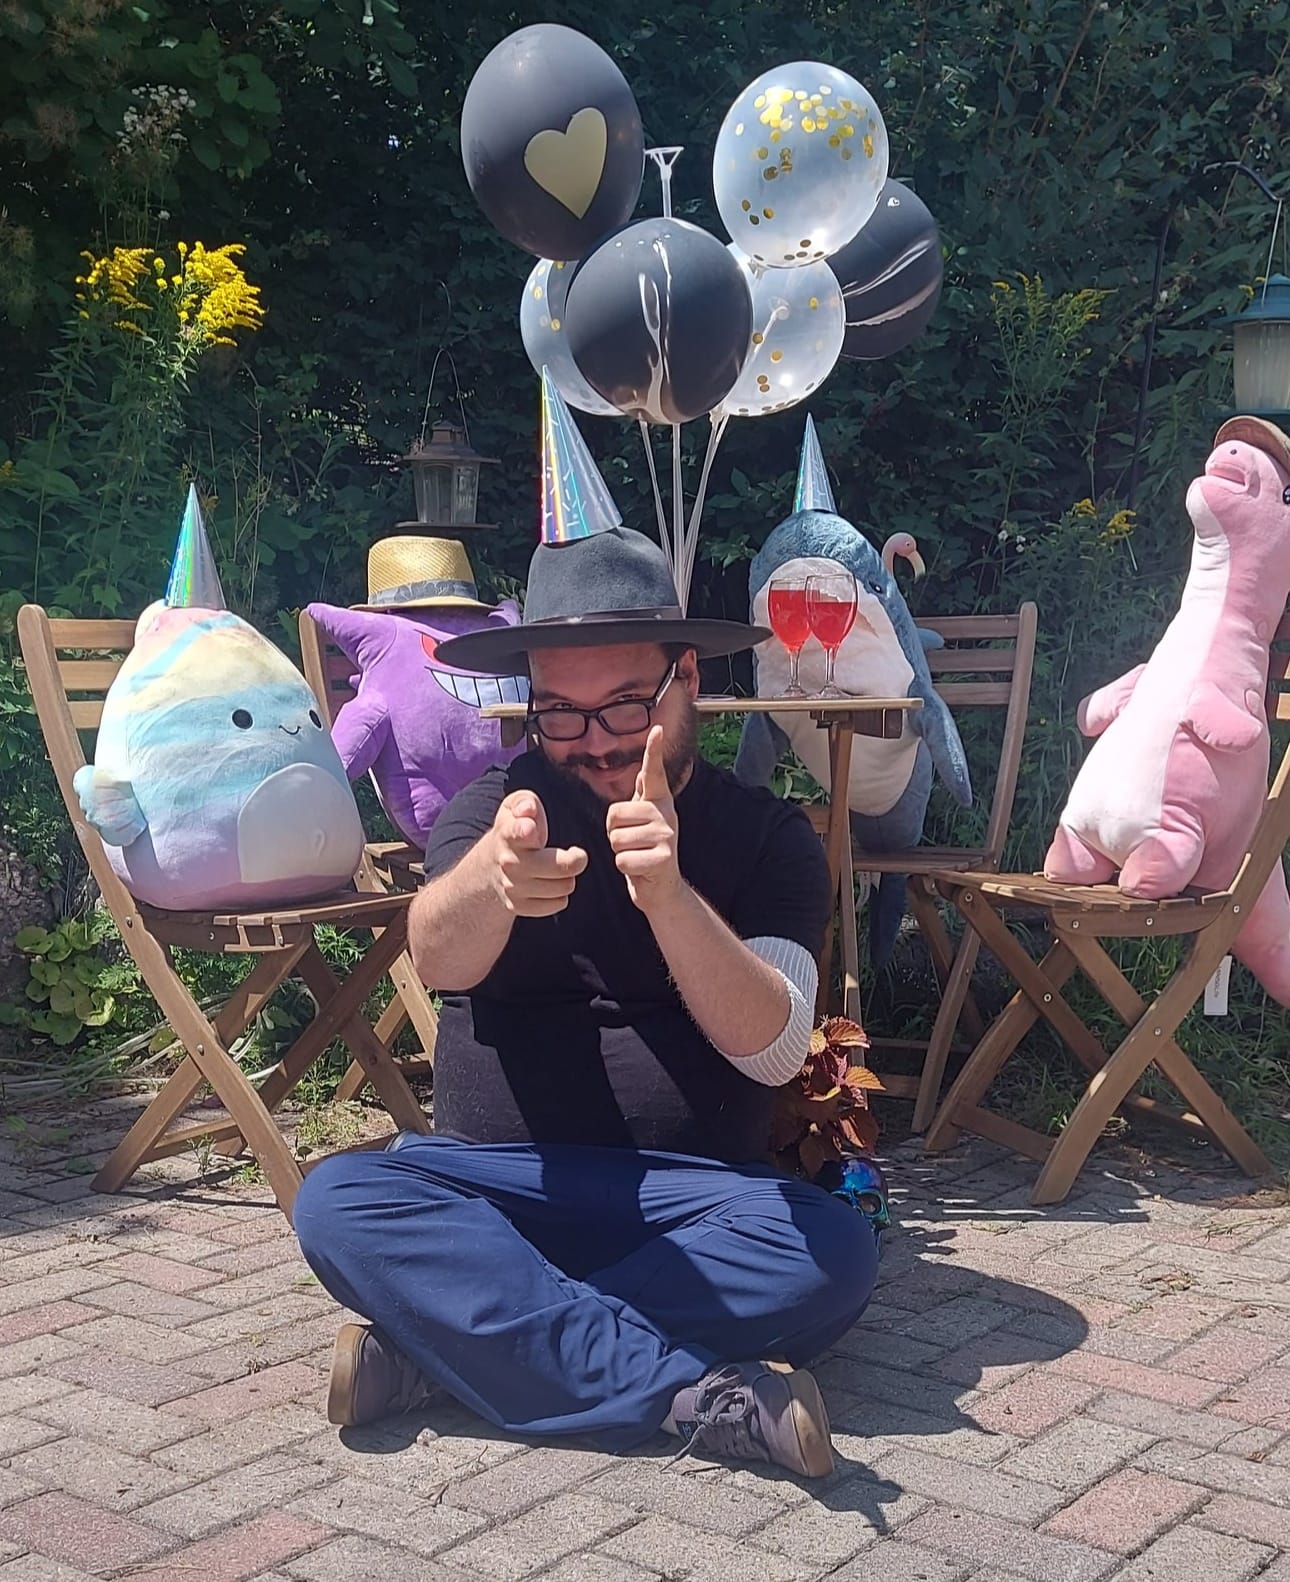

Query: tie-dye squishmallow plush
<box><xmin>74</xmin><ymin>603</ymin><xmax>364</xmax><ymax>911</ymax></box>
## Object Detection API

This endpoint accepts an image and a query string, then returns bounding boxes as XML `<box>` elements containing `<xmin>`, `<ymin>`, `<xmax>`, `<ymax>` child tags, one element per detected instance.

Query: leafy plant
<box><xmin>770</xmin><ymin>1017</ymin><xmax>884</xmax><ymax>1178</ymax></box>
<box><xmin>5</xmin><ymin>917</ymin><xmax>140</xmax><ymax>1047</ymax></box>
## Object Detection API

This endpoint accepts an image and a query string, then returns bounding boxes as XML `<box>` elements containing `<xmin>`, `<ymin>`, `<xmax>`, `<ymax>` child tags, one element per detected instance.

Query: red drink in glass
<box><xmin>807</xmin><ymin>597</ymin><xmax>857</xmax><ymax>649</ymax></box>
<box><xmin>768</xmin><ymin>585</ymin><xmax>811</xmax><ymax>651</ymax></box>
<box><xmin>806</xmin><ymin>572</ymin><xmax>858</xmax><ymax>698</ymax></box>
<box><xmin>768</xmin><ymin>574</ymin><xmax>810</xmax><ymax>696</ymax></box>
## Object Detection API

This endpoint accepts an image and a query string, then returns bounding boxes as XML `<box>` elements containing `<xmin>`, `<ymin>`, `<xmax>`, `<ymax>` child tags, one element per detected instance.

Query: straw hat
<box><xmin>353</xmin><ymin>537</ymin><xmax>487</xmax><ymax>611</ymax></box>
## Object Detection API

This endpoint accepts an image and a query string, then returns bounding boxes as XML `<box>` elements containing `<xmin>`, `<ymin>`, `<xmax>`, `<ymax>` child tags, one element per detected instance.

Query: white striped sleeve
<box><xmin>716</xmin><ymin>936</ymin><xmax>818</xmax><ymax>1087</ymax></box>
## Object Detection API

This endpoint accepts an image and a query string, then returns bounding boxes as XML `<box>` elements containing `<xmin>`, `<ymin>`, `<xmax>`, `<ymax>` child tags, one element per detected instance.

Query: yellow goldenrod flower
<box><xmin>74</xmin><ymin>236</ymin><xmax>264</xmax><ymax>352</ymax></box>
<box><xmin>1102</xmin><ymin>507</ymin><xmax>1137</xmax><ymax>542</ymax></box>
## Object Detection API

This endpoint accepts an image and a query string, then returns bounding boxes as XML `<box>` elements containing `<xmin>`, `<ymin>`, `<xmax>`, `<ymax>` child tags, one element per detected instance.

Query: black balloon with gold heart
<box><xmin>460</xmin><ymin>24</ymin><xmax>646</xmax><ymax>262</ymax></box>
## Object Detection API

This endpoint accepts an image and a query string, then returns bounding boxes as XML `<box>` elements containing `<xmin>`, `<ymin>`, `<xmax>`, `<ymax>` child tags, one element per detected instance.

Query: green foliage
<box><xmin>2</xmin><ymin>917</ymin><xmax>140</xmax><ymax>1048</ymax></box>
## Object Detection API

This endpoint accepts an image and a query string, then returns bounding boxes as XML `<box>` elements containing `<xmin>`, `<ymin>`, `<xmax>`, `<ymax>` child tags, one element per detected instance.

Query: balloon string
<box><xmin>646</xmin><ymin>147</ymin><xmax>683</xmax><ymax>221</ymax></box>
<box><xmin>680</xmin><ymin>413</ymin><xmax>730</xmax><ymax>607</ymax></box>
<box><xmin>638</xmin><ymin>420</ymin><xmax>671</xmax><ymax>568</ymax></box>
<box><xmin>671</xmin><ymin>424</ymin><xmax>685</xmax><ymax>610</ymax></box>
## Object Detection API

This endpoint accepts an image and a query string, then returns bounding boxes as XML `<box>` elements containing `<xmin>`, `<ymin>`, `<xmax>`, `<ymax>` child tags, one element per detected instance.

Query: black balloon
<box><xmin>460</xmin><ymin>24</ymin><xmax>645</xmax><ymax>262</ymax></box>
<box><xmin>565</xmin><ymin>219</ymin><xmax>753</xmax><ymax>425</ymax></box>
<box><xmin>829</xmin><ymin>179</ymin><xmax>943</xmax><ymax>361</ymax></box>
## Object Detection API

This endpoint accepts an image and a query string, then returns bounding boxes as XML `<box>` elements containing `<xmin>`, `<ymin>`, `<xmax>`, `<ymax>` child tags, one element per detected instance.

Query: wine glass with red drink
<box><xmin>767</xmin><ymin>573</ymin><xmax>811</xmax><ymax>697</ymax></box>
<box><xmin>805</xmin><ymin>572</ymin><xmax>858</xmax><ymax>698</ymax></box>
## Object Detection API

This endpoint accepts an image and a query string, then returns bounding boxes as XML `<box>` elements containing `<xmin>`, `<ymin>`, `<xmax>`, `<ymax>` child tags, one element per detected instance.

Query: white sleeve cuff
<box><xmin>721</xmin><ymin>936</ymin><xmax>818</xmax><ymax>1086</ymax></box>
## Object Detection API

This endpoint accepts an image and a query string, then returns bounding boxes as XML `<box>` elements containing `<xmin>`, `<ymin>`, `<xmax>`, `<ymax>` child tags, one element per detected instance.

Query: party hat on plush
<box><xmin>540</xmin><ymin>366</ymin><xmax>622</xmax><ymax>545</ymax></box>
<box><xmin>794</xmin><ymin>414</ymin><xmax>837</xmax><ymax>515</ymax></box>
<box><xmin>164</xmin><ymin>483</ymin><xmax>226</xmax><ymax>609</ymax></box>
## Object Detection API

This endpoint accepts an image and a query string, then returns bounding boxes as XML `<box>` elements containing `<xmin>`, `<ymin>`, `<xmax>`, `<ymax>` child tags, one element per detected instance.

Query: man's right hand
<box><xmin>488</xmin><ymin>791</ymin><xmax>587</xmax><ymax>916</ymax></box>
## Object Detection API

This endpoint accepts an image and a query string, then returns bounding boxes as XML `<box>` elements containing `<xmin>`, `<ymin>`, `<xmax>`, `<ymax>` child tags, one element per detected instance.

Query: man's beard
<box><xmin>545</xmin><ymin>699</ymin><xmax>700</xmax><ymax>808</ymax></box>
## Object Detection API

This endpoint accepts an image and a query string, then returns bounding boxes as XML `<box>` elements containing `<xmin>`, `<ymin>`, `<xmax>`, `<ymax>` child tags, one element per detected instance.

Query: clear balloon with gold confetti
<box><xmin>717</xmin><ymin>248</ymin><xmax>844</xmax><ymax>418</ymax></box>
<box><xmin>713</xmin><ymin>62</ymin><xmax>889</xmax><ymax>270</ymax></box>
<box><xmin>519</xmin><ymin>258</ymin><xmax>620</xmax><ymax>417</ymax></box>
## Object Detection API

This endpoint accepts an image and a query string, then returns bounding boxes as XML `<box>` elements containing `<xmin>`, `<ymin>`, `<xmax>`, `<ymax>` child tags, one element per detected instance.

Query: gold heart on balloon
<box><xmin>523</xmin><ymin>109</ymin><xmax>608</xmax><ymax>220</ymax></box>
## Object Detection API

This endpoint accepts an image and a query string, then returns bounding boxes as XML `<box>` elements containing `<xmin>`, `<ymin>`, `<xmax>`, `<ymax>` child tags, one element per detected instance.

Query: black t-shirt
<box><xmin>420</xmin><ymin>750</ymin><xmax>832</xmax><ymax>1162</ymax></box>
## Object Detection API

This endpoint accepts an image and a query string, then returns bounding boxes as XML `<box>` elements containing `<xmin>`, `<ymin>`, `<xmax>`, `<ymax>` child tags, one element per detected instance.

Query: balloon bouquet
<box><xmin>460</xmin><ymin>25</ymin><xmax>944</xmax><ymax>606</ymax></box>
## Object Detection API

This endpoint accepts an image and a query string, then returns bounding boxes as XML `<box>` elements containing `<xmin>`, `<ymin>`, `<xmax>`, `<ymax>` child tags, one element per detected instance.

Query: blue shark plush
<box><xmin>734</xmin><ymin>426</ymin><xmax>971</xmax><ymax>968</ymax></box>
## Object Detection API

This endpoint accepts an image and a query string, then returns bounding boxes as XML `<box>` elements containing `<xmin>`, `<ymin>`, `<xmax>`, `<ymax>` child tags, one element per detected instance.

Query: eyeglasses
<box><xmin>528</xmin><ymin>663</ymin><xmax>677</xmax><ymax>742</ymax></box>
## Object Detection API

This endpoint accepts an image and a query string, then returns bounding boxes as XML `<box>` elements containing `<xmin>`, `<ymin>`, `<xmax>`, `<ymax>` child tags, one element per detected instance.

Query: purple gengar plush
<box><xmin>304</xmin><ymin>601</ymin><xmax>529</xmax><ymax>850</ymax></box>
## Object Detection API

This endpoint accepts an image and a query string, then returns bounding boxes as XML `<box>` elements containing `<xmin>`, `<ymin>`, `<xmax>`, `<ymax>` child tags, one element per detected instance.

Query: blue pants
<box><xmin>292</xmin><ymin>1135</ymin><xmax>878</xmax><ymax>1452</ymax></box>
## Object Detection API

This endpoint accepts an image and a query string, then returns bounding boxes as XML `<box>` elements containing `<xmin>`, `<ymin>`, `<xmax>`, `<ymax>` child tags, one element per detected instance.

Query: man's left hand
<box><xmin>606</xmin><ymin>726</ymin><xmax>683</xmax><ymax>913</ymax></box>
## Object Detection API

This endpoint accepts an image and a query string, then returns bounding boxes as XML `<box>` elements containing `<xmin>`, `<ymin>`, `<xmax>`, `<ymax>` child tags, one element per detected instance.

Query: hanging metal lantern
<box><xmin>1216</xmin><ymin>274</ymin><xmax>1290</xmax><ymax>424</ymax></box>
<box><xmin>399</xmin><ymin>421</ymin><xmax>499</xmax><ymax>531</ymax></box>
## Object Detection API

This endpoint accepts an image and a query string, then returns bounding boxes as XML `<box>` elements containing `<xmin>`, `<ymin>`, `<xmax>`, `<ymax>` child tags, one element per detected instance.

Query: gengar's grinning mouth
<box><xmin>426</xmin><ymin>670</ymin><xmax>531</xmax><ymax>710</ymax></box>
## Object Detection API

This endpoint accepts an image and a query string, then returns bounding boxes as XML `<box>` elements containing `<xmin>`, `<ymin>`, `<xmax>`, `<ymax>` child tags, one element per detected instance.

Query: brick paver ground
<box><xmin>0</xmin><ymin>1096</ymin><xmax>1287</xmax><ymax>1582</ymax></box>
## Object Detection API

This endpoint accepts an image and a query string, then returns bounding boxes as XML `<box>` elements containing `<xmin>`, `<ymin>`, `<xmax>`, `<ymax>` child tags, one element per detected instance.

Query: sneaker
<box><xmin>668</xmin><ymin>1362</ymin><xmax>834</xmax><ymax>1478</ymax></box>
<box><xmin>326</xmin><ymin>1322</ymin><xmax>437</xmax><ymax>1427</ymax></box>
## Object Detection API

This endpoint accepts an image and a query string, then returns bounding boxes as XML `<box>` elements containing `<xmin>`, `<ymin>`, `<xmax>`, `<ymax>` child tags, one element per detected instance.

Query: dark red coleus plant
<box><xmin>770</xmin><ymin>1016</ymin><xmax>883</xmax><ymax>1179</ymax></box>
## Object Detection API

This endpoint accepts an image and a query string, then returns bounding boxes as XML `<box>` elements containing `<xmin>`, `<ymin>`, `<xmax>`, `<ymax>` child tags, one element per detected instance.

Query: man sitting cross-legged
<box><xmin>292</xmin><ymin>521</ymin><xmax>879</xmax><ymax>1479</ymax></box>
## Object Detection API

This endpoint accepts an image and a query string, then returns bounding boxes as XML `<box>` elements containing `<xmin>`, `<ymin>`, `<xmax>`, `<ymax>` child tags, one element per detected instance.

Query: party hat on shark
<box><xmin>539</xmin><ymin>365</ymin><xmax>622</xmax><ymax>545</ymax></box>
<box><xmin>794</xmin><ymin>414</ymin><xmax>837</xmax><ymax>515</ymax></box>
<box><xmin>164</xmin><ymin>483</ymin><xmax>226</xmax><ymax>609</ymax></box>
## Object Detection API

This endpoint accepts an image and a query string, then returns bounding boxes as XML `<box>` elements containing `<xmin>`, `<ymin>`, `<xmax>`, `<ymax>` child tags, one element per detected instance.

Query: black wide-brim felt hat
<box><xmin>434</xmin><ymin>526</ymin><xmax>769</xmax><ymax>676</ymax></box>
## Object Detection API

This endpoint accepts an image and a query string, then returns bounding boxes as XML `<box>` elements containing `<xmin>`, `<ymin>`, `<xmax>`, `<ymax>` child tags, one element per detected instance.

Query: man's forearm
<box><xmin>646</xmin><ymin>884</ymin><xmax>792</xmax><ymax>1057</ymax></box>
<box><xmin>408</xmin><ymin>836</ymin><xmax>515</xmax><ymax>990</ymax></box>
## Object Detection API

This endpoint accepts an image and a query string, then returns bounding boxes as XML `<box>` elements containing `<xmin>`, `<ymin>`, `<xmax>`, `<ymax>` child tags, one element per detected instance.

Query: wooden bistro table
<box><xmin>480</xmin><ymin>694</ymin><xmax>923</xmax><ymax>1022</ymax></box>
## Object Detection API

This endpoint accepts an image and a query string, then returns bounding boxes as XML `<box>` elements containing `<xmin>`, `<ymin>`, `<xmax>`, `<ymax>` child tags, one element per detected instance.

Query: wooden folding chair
<box><xmin>921</xmin><ymin>612</ymin><xmax>1290</xmax><ymax>1205</ymax></box>
<box><xmin>806</xmin><ymin>604</ymin><xmax>1038</xmax><ymax>1129</ymax></box>
<box><xmin>17</xmin><ymin>604</ymin><xmax>432</xmax><ymax>1218</ymax></box>
<box><xmin>298</xmin><ymin>611</ymin><xmax>440</xmax><ymax>1104</ymax></box>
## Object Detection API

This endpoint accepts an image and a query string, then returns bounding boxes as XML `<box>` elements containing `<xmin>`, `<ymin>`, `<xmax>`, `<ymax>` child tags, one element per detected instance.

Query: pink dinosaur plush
<box><xmin>1045</xmin><ymin>417</ymin><xmax>1290</xmax><ymax>1004</ymax></box>
<box><xmin>305</xmin><ymin>601</ymin><xmax>529</xmax><ymax>851</ymax></box>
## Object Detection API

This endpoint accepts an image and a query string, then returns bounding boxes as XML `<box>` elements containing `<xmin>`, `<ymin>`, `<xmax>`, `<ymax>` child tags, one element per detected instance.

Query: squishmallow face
<box><xmin>74</xmin><ymin>606</ymin><xmax>364</xmax><ymax>910</ymax></box>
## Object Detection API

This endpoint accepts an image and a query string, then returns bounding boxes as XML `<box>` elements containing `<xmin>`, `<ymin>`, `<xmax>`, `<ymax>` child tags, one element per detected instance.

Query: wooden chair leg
<box><xmin>94</xmin><ymin>945</ymin><xmax>304</xmax><ymax>1197</ymax></box>
<box><xmin>123</xmin><ymin>987</ymin><xmax>306</xmax><ymax>1214</ymax></box>
<box><xmin>352</xmin><ymin>851</ymin><xmax>438</xmax><ymax>1062</ymax></box>
<box><xmin>924</xmin><ymin>931</ymin><xmax>1079</xmax><ymax>1152</ymax></box>
<box><xmin>1031</xmin><ymin>911</ymin><xmax>1266</xmax><ymax>1204</ymax></box>
<box><xmin>1056</xmin><ymin>926</ymin><xmax>1274</xmax><ymax>1181</ymax></box>
<box><xmin>909</xmin><ymin>879</ymin><xmax>986</xmax><ymax>1041</ymax></box>
<box><xmin>960</xmin><ymin>899</ymin><xmax>1120</xmax><ymax>1074</ymax></box>
<box><xmin>387</xmin><ymin>952</ymin><xmax>438</xmax><ymax>1053</ymax></box>
<box><xmin>252</xmin><ymin>926</ymin><xmax>411</xmax><ymax>1115</ymax></box>
<box><xmin>293</xmin><ymin>943</ymin><xmax>430</xmax><ymax>1136</ymax></box>
<box><xmin>1031</xmin><ymin>1011</ymin><xmax>1175</xmax><ymax>1204</ymax></box>
<box><xmin>912</xmin><ymin>927</ymin><xmax>985</xmax><ymax>1132</ymax></box>
<box><xmin>333</xmin><ymin>994</ymin><xmax>407</xmax><ymax>1105</ymax></box>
